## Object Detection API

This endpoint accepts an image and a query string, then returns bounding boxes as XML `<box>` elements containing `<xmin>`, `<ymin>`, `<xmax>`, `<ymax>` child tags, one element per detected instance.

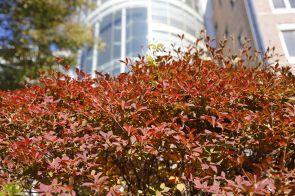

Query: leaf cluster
<box><xmin>0</xmin><ymin>36</ymin><xmax>294</xmax><ymax>195</ymax></box>
<box><xmin>0</xmin><ymin>0</ymin><xmax>94</xmax><ymax>89</ymax></box>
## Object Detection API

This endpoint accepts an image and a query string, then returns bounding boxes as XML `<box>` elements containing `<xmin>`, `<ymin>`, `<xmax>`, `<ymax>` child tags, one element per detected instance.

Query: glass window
<box><xmin>152</xmin><ymin>3</ymin><xmax>168</xmax><ymax>23</ymax></box>
<box><xmin>272</xmin><ymin>0</ymin><xmax>286</xmax><ymax>8</ymax></box>
<box><xmin>282</xmin><ymin>30</ymin><xmax>295</xmax><ymax>57</ymax></box>
<box><xmin>114</xmin><ymin>11</ymin><xmax>121</xmax><ymax>27</ymax></box>
<box><xmin>98</xmin><ymin>9</ymin><xmax>123</xmax><ymax>66</ymax></box>
<box><xmin>126</xmin><ymin>8</ymin><xmax>147</xmax><ymax>38</ymax></box>
<box><xmin>126</xmin><ymin>41</ymin><xmax>132</xmax><ymax>56</ymax></box>
<box><xmin>238</xmin><ymin>32</ymin><xmax>243</xmax><ymax>48</ymax></box>
<box><xmin>225</xmin><ymin>26</ymin><xmax>229</xmax><ymax>37</ymax></box>
<box><xmin>98</xmin><ymin>45</ymin><xmax>111</xmax><ymax>65</ymax></box>
<box><xmin>100</xmin><ymin>14</ymin><xmax>112</xmax><ymax>34</ymax></box>
<box><xmin>168</xmin><ymin>4</ymin><xmax>199</xmax><ymax>37</ymax></box>
<box><xmin>152</xmin><ymin>2</ymin><xmax>168</xmax><ymax>14</ymax></box>
<box><xmin>126</xmin><ymin>23</ymin><xmax>133</xmax><ymax>39</ymax></box>
<box><xmin>127</xmin><ymin>8</ymin><xmax>147</xmax><ymax>23</ymax></box>
<box><xmin>114</xmin><ymin>29</ymin><xmax>121</xmax><ymax>43</ymax></box>
<box><xmin>113</xmin><ymin>44</ymin><xmax>121</xmax><ymax>58</ymax></box>
<box><xmin>126</xmin><ymin>38</ymin><xmax>147</xmax><ymax>57</ymax></box>
<box><xmin>100</xmin><ymin>60</ymin><xmax>121</xmax><ymax>75</ymax></box>
<box><xmin>230</xmin><ymin>0</ymin><xmax>236</xmax><ymax>9</ymax></box>
<box><xmin>111</xmin><ymin>66</ymin><xmax>121</xmax><ymax>75</ymax></box>
<box><xmin>272</xmin><ymin>0</ymin><xmax>295</xmax><ymax>8</ymax></box>
<box><xmin>289</xmin><ymin>0</ymin><xmax>295</xmax><ymax>8</ymax></box>
<box><xmin>132</xmin><ymin>38</ymin><xmax>147</xmax><ymax>53</ymax></box>
<box><xmin>81</xmin><ymin>47</ymin><xmax>93</xmax><ymax>74</ymax></box>
<box><xmin>125</xmin><ymin>7</ymin><xmax>148</xmax><ymax>57</ymax></box>
<box><xmin>132</xmin><ymin>21</ymin><xmax>148</xmax><ymax>37</ymax></box>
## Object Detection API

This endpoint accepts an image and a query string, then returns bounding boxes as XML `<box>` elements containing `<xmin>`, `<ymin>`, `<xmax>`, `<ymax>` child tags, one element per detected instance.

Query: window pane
<box><xmin>114</xmin><ymin>29</ymin><xmax>121</xmax><ymax>42</ymax></box>
<box><xmin>126</xmin><ymin>8</ymin><xmax>147</xmax><ymax>37</ymax></box>
<box><xmin>289</xmin><ymin>0</ymin><xmax>295</xmax><ymax>8</ymax></box>
<box><xmin>131</xmin><ymin>38</ymin><xmax>147</xmax><ymax>54</ymax></box>
<box><xmin>126</xmin><ymin>41</ymin><xmax>132</xmax><ymax>56</ymax></box>
<box><xmin>98</xmin><ymin>24</ymin><xmax>111</xmax><ymax>65</ymax></box>
<box><xmin>111</xmin><ymin>66</ymin><xmax>121</xmax><ymax>75</ymax></box>
<box><xmin>132</xmin><ymin>21</ymin><xmax>147</xmax><ymax>38</ymax></box>
<box><xmin>100</xmin><ymin>14</ymin><xmax>112</xmax><ymax>34</ymax></box>
<box><xmin>113</xmin><ymin>44</ymin><xmax>121</xmax><ymax>58</ymax></box>
<box><xmin>114</xmin><ymin>10</ymin><xmax>122</xmax><ymax>27</ymax></box>
<box><xmin>125</xmin><ymin>7</ymin><xmax>148</xmax><ymax>57</ymax></box>
<box><xmin>230</xmin><ymin>0</ymin><xmax>236</xmax><ymax>9</ymax></box>
<box><xmin>81</xmin><ymin>47</ymin><xmax>93</xmax><ymax>74</ymax></box>
<box><xmin>282</xmin><ymin>30</ymin><xmax>295</xmax><ymax>57</ymax></box>
<box><xmin>127</xmin><ymin>8</ymin><xmax>147</xmax><ymax>22</ymax></box>
<box><xmin>98</xmin><ymin>10</ymin><xmax>123</xmax><ymax>67</ymax></box>
<box><xmin>272</xmin><ymin>0</ymin><xmax>286</xmax><ymax>8</ymax></box>
<box><xmin>126</xmin><ymin>23</ymin><xmax>132</xmax><ymax>38</ymax></box>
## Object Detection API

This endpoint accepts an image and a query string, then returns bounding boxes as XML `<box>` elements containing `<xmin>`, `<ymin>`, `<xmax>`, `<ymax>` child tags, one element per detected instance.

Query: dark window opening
<box><xmin>224</xmin><ymin>26</ymin><xmax>229</xmax><ymax>38</ymax></box>
<box><xmin>230</xmin><ymin>0</ymin><xmax>235</xmax><ymax>9</ymax></box>
<box><xmin>272</xmin><ymin>0</ymin><xmax>286</xmax><ymax>8</ymax></box>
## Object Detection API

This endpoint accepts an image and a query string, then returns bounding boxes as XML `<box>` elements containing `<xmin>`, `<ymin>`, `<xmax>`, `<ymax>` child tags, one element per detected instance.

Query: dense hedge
<box><xmin>0</xmin><ymin>37</ymin><xmax>295</xmax><ymax>195</ymax></box>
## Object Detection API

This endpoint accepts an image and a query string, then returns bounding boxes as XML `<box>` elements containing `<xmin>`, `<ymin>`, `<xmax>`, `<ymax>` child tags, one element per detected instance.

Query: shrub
<box><xmin>0</xmin><ymin>36</ymin><xmax>294</xmax><ymax>195</ymax></box>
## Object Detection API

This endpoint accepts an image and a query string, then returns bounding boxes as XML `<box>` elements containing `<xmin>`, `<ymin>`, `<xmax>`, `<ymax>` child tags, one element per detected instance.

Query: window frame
<box><xmin>270</xmin><ymin>0</ymin><xmax>295</xmax><ymax>13</ymax></box>
<box><xmin>278</xmin><ymin>23</ymin><xmax>295</xmax><ymax>63</ymax></box>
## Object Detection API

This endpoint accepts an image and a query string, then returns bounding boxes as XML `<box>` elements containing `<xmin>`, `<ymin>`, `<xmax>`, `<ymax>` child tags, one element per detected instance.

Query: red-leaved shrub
<box><xmin>0</xmin><ymin>37</ymin><xmax>295</xmax><ymax>195</ymax></box>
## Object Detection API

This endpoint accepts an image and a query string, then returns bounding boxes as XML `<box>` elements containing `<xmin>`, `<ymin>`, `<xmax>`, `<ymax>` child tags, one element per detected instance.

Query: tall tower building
<box><xmin>79</xmin><ymin>0</ymin><xmax>204</xmax><ymax>75</ymax></box>
<box><xmin>208</xmin><ymin>0</ymin><xmax>295</xmax><ymax>72</ymax></box>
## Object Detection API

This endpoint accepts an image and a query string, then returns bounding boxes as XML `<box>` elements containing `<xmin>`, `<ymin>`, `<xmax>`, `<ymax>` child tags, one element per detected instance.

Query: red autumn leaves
<box><xmin>0</xmin><ymin>40</ymin><xmax>294</xmax><ymax>195</ymax></box>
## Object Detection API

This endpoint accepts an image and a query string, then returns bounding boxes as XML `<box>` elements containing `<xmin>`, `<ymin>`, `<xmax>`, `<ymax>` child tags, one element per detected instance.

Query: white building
<box><xmin>79</xmin><ymin>0</ymin><xmax>204</xmax><ymax>75</ymax></box>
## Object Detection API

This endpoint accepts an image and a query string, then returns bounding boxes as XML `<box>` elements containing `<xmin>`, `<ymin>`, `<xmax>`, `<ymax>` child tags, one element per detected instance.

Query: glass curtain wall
<box><xmin>150</xmin><ymin>0</ymin><xmax>202</xmax><ymax>47</ymax></box>
<box><xmin>97</xmin><ymin>7</ymin><xmax>148</xmax><ymax>74</ymax></box>
<box><xmin>97</xmin><ymin>9</ymin><xmax>123</xmax><ymax>74</ymax></box>
<box><xmin>80</xmin><ymin>0</ymin><xmax>203</xmax><ymax>75</ymax></box>
<box><xmin>126</xmin><ymin>8</ymin><xmax>148</xmax><ymax>57</ymax></box>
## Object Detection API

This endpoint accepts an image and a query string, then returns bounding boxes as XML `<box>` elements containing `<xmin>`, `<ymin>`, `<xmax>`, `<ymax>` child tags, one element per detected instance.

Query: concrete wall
<box><xmin>251</xmin><ymin>0</ymin><xmax>295</xmax><ymax>69</ymax></box>
<box><xmin>211</xmin><ymin>0</ymin><xmax>255</xmax><ymax>54</ymax></box>
<box><xmin>211</xmin><ymin>0</ymin><xmax>295</xmax><ymax>72</ymax></box>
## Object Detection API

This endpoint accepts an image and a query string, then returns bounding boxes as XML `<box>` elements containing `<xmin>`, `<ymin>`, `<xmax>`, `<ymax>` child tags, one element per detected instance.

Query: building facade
<box><xmin>79</xmin><ymin>0</ymin><xmax>204</xmax><ymax>75</ymax></box>
<box><xmin>209</xmin><ymin>0</ymin><xmax>295</xmax><ymax>72</ymax></box>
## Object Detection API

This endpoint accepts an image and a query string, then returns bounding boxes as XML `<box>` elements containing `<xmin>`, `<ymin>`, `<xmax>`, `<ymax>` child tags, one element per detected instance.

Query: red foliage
<box><xmin>0</xmin><ymin>37</ymin><xmax>295</xmax><ymax>195</ymax></box>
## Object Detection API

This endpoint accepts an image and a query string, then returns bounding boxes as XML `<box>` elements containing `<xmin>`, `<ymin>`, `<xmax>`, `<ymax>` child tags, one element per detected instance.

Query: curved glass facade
<box><xmin>80</xmin><ymin>0</ymin><xmax>204</xmax><ymax>75</ymax></box>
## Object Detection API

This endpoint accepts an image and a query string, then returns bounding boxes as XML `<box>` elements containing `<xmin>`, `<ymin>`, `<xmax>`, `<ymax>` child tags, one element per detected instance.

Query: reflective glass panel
<box><xmin>289</xmin><ymin>0</ymin><xmax>295</xmax><ymax>8</ymax></box>
<box><xmin>81</xmin><ymin>47</ymin><xmax>93</xmax><ymax>74</ymax></box>
<box><xmin>125</xmin><ymin>7</ymin><xmax>148</xmax><ymax>57</ymax></box>
<box><xmin>272</xmin><ymin>0</ymin><xmax>286</xmax><ymax>8</ymax></box>
<box><xmin>282</xmin><ymin>30</ymin><xmax>295</xmax><ymax>56</ymax></box>
<box><xmin>113</xmin><ymin>44</ymin><xmax>121</xmax><ymax>58</ymax></box>
<box><xmin>98</xmin><ymin>10</ymin><xmax>122</xmax><ymax>66</ymax></box>
<box><xmin>127</xmin><ymin>8</ymin><xmax>147</xmax><ymax>22</ymax></box>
